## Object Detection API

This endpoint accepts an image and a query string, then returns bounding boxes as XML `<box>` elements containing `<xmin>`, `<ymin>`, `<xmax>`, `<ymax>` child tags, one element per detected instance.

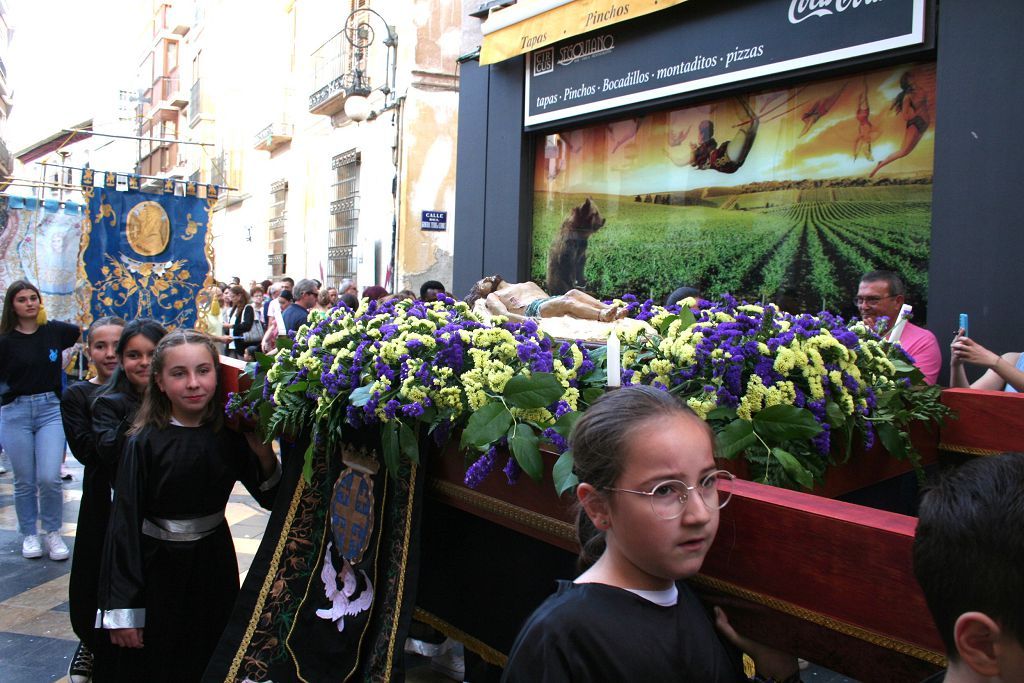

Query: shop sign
<box><xmin>525</xmin><ymin>0</ymin><xmax>927</xmax><ymax>127</ymax></box>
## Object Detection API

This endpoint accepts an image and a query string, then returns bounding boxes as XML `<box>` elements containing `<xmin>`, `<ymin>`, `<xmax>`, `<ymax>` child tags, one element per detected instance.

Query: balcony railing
<box><xmin>308</xmin><ymin>30</ymin><xmax>370</xmax><ymax>117</ymax></box>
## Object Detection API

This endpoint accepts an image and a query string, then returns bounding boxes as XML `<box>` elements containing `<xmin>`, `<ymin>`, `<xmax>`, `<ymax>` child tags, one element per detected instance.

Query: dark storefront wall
<box><xmin>455</xmin><ymin>1</ymin><xmax>1023</xmax><ymax>382</ymax></box>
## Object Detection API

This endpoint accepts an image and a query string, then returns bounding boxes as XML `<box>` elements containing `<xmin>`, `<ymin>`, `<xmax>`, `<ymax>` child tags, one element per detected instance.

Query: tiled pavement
<box><xmin>0</xmin><ymin>454</ymin><xmax>453</xmax><ymax>682</ymax></box>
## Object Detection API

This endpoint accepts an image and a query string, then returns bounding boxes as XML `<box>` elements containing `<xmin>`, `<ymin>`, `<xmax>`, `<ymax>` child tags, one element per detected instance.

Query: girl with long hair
<box><xmin>91</xmin><ymin>319</ymin><xmax>168</xmax><ymax>482</ymax></box>
<box><xmin>61</xmin><ymin>315</ymin><xmax>126</xmax><ymax>682</ymax></box>
<box><xmin>0</xmin><ymin>280</ymin><xmax>81</xmax><ymax>561</ymax></box>
<box><xmin>97</xmin><ymin>330</ymin><xmax>280</xmax><ymax>682</ymax></box>
<box><xmin>502</xmin><ymin>386</ymin><xmax>799</xmax><ymax>682</ymax></box>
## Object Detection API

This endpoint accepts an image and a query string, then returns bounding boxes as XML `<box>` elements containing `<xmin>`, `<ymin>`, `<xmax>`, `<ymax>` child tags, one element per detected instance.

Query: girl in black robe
<box><xmin>79</xmin><ymin>318</ymin><xmax>166</xmax><ymax>681</ymax></box>
<box><xmin>97</xmin><ymin>330</ymin><xmax>280</xmax><ymax>682</ymax></box>
<box><xmin>502</xmin><ymin>386</ymin><xmax>799</xmax><ymax>683</ymax></box>
<box><xmin>61</xmin><ymin>316</ymin><xmax>125</xmax><ymax>683</ymax></box>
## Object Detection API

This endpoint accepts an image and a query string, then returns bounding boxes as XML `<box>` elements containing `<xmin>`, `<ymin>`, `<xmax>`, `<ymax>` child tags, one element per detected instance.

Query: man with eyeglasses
<box><xmin>856</xmin><ymin>270</ymin><xmax>940</xmax><ymax>383</ymax></box>
<box><xmin>283</xmin><ymin>278</ymin><xmax>320</xmax><ymax>335</ymax></box>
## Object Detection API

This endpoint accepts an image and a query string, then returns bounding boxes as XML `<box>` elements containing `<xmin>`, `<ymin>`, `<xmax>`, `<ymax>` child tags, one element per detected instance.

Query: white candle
<box><xmin>607</xmin><ymin>332</ymin><xmax>621</xmax><ymax>387</ymax></box>
<box><xmin>887</xmin><ymin>304</ymin><xmax>913</xmax><ymax>344</ymax></box>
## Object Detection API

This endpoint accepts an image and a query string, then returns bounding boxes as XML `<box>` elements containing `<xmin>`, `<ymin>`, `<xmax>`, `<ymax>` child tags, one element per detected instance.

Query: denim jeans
<box><xmin>0</xmin><ymin>392</ymin><xmax>65</xmax><ymax>534</ymax></box>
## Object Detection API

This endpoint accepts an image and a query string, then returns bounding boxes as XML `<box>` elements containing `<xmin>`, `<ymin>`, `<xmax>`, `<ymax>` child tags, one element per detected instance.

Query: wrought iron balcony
<box><xmin>309</xmin><ymin>29</ymin><xmax>370</xmax><ymax>117</ymax></box>
<box><xmin>253</xmin><ymin>122</ymin><xmax>294</xmax><ymax>152</ymax></box>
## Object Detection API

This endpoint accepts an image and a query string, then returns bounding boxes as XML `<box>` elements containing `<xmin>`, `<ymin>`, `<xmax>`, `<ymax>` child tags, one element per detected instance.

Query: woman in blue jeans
<box><xmin>0</xmin><ymin>280</ymin><xmax>80</xmax><ymax>560</ymax></box>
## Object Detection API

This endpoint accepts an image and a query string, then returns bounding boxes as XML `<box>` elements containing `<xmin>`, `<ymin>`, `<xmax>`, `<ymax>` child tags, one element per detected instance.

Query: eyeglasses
<box><xmin>604</xmin><ymin>470</ymin><xmax>735</xmax><ymax>519</ymax></box>
<box><xmin>853</xmin><ymin>295</ymin><xmax>896</xmax><ymax>306</ymax></box>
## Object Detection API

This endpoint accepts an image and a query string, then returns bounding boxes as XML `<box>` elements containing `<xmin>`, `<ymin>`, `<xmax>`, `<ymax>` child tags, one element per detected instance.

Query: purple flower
<box><xmin>503</xmin><ymin>456</ymin><xmax>521</xmax><ymax>485</ymax></box>
<box><xmin>464</xmin><ymin>446</ymin><xmax>497</xmax><ymax>488</ymax></box>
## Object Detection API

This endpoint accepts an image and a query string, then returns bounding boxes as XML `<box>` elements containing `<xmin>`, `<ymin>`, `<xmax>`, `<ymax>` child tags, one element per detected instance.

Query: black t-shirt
<box><xmin>0</xmin><ymin>320</ymin><xmax>80</xmax><ymax>404</ymax></box>
<box><xmin>502</xmin><ymin>580</ymin><xmax>745</xmax><ymax>683</ymax></box>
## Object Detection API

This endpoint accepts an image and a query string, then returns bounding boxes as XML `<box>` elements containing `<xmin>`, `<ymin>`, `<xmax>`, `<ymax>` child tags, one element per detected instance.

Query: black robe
<box><xmin>62</xmin><ymin>380</ymin><xmax>119</xmax><ymax>680</ymax></box>
<box><xmin>97</xmin><ymin>423</ymin><xmax>281</xmax><ymax>683</ymax></box>
<box><xmin>502</xmin><ymin>581</ymin><xmax>746</xmax><ymax>683</ymax></box>
<box><xmin>91</xmin><ymin>391</ymin><xmax>142</xmax><ymax>481</ymax></box>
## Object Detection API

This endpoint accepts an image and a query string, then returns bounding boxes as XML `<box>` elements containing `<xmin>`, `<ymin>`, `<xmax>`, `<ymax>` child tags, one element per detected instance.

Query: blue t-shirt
<box><xmin>281</xmin><ymin>304</ymin><xmax>310</xmax><ymax>335</ymax></box>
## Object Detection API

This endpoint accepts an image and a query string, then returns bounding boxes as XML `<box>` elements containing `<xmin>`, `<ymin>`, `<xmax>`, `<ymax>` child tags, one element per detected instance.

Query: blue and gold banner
<box><xmin>79</xmin><ymin>176</ymin><xmax>215</xmax><ymax>330</ymax></box>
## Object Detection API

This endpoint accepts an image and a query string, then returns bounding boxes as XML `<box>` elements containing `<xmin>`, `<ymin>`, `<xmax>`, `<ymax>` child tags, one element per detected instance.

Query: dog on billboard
<box><xmin>546</xmin><ymin>197</ymin><xmax>605</xmax><ymax>295</ymax></box>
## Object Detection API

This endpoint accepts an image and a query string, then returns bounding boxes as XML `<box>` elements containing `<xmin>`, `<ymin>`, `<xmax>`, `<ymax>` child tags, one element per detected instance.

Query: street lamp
<box><xmin>341</xmin><ymin>8</ymin><xmax>398</xmax><ymax>123</ymax></box>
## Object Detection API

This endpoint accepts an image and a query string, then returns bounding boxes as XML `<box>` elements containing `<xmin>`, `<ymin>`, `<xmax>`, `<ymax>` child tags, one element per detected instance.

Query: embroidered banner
<box><xmin>0</xmin><ymin>195</ymin><xmax>86</xmax><ymax>325</ymax></box>
<box><xmin>79</xmin><ymin>172</ymin><xmax>217</xmax><ymax>330</ymax></box>
<box><xmin>205</xmin><ymin>429</ymin><xmax>425</xmax><ymax>682</ymax></box>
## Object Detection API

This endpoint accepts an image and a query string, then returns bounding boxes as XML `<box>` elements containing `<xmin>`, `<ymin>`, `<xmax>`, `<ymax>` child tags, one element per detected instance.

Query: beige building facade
<box><xmin>161</xmin><ymin>0</ymin><xmax>460</xmax><ymax>293</ymax></box>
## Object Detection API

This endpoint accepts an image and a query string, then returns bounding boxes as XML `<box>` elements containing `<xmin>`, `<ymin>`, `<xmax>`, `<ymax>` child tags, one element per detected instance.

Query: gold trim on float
<box><xmin>385</xmin><ymin>463</ymin><xmax>419</xmax><ymax>675</ymax></box>
<box><xmin>226</xmin><ymin>474</ymin><xmax>308</xmax><ymax>682</ymax></box>
<box><xmin>692</xmin><ymin>574</ymin><xmax>947</xmax><ymax>666</ymax></box>
<box><xmin>428</xmin><ymin>478</ymin><xmax>575</xmax><ymax>543</ymax></box>
<box><xmin>938</xmin><ymin>442</ymin><xmax>1002</xmax><ymax>456</ymax></box>
<box><xmin>412</xmin><ymin>607</ymin><xmax>508</xmax><ymax>668</ymax></box>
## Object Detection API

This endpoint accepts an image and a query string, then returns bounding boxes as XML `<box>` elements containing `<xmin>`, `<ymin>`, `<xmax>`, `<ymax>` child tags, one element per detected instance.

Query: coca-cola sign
<box><xmin>789</xmin><ymin>0</ymin><xmax>887</xmax><ymax>24</ymax></box>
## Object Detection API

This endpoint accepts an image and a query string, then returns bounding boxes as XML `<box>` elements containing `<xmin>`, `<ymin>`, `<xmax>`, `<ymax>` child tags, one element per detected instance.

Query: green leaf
<box><xmin>503</xmin><ymin>372</ymin><xmax>565</xmax><ymax>409</ymax></box>
<box><xmin>706</xmin><ymin>406</ymin><xmax>738</xmax><ymax>422</ymax></box>
<box><xmin>655</xmin><ymin>313</ymin><xmax>679</xmax><ymax>335</ymax></box>
<box><xmin>399</xmin><ymin>422</ymin><xmax>420</xmax><ymax>464</ymax></box>
<box><xmin>255</xmin><ymin>351</ymin><xmax>274</xmax><ymax>370</ymax></box>
<box><xmin>825</xmin><ymin>400</ymin><xmax>846</xmax><ymax>428</ymax></box>
<box><xmin>460</xmin><ymin>402</ymin><xmax>513</xmax><ymax>450</ymax></box>
<box><xmin>508</xmin><ymin>424</ymin><xmax>542</xmax><ymax>481</ymax></box>
<box><xmin>302</xmin><ymin>441</ymin><xmax>315</xmax><ymax>483</ymax></box>
<box><xmin>275</xmin><ymin>335</ymin><xmax>293</xmax><ymax>351</ymax></box>
<box><xmin>582</xmin><ymin>387</ymin><xmax>605</xmax><ymax>404</ymax></box>
<box><xmin>716</xmin><ymin>419</ymin><xmax>757</xmax><ymax>459</ymax></box>
<box><xmin>771</xmin><ymin>447</ymin><xmax>814</xmax><ymax>489</ymax></box>
<box><xmin>587</xmin><ymin>345</ymin><xmax>608</xmax><ymax>366</ymax></box>
<box><xmin>553</xmin><ymin>449</ymin><xmax>578</xmax><ymax>496</ymax></box>
<box><xmin>551</xmin><ymin>410</ymin><xmax>582</xmax><ymax>439</ymax></box>
<box><xmin>890</xmin><ymin>359</ymin><xmax>916</xmax><ymax>373</ymax></box>
<box><xmin>752</xmin><ymin>405</ymin><xmax>823</xmax><ymax>441</ymax></box>
<box><xmin>381</xmin><ymin>422</ymin><xmax>401</xmax><ymax>476</ymax></box>
<box><xmin>876</xmin><ymin>422</ymin><xmax>908</xmax><ymax>461</ymax></box>
<box><xmin>349</xmin><ymin>384</ymin><xmax>373</xmax><ymax>407</ymax></box>
<box><xmin>675</xmin><ymin>308</ymin><xmax>698</xmax><ymax>332</ymax></box>
<box><xmin>286</xmin><ymin>381</ymin><xmax>308</xmax><ymax>393</ymax></box>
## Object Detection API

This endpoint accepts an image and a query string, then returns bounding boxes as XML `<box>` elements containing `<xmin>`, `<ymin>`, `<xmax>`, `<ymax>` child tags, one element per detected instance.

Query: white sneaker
<box><xmin>44</xmin><ymin>531</ymin><xmax>69</xmax><ymax>561</ymax></box>
<box><xmin>22</xmin><ymin>534</ymin><xmax>43</xmax><ymax>558</ymax></box>
<box><xmin>431</xmin><ymin>642</ymin><xmax>465</xmax><ymax>681</ymax></box>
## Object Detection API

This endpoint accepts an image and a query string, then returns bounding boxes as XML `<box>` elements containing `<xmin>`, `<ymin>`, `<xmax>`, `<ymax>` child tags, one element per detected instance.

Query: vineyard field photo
<box><xmin>531</xmin><ymin>187</ymin><xmax>931</xmax><ymax>321</ymax></box>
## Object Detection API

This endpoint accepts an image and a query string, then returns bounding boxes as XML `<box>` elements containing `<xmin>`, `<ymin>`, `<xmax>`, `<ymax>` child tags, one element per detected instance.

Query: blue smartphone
<box><xmin>958</xmin><ymin>313</ymin><xmax>969</xmax><ymax>337</ymax></box>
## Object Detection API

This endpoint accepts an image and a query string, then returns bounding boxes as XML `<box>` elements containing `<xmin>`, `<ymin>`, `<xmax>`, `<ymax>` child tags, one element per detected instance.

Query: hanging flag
<box><xmin>0</xmin><ymin>195</ymin><xmax>85</xmax><ymax>325</ymax></box>
<box><xmin>79</xmin><ymin>178</ymin><xmax>215</xmax><ymax>330</ymax></box>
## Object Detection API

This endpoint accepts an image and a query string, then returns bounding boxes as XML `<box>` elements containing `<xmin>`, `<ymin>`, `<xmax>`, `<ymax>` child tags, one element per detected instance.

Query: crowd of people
<box><xmin>0</xmin><ymin>269</ymin><xmax>1020</xmax><ymax>683</ymax></box>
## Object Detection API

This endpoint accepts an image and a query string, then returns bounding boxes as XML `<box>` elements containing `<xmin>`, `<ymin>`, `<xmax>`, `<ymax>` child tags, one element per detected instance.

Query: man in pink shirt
<box><xmin>856</xmin><ymin>271</ymin><xmax>941</xmax><ymax>384</ymax></box>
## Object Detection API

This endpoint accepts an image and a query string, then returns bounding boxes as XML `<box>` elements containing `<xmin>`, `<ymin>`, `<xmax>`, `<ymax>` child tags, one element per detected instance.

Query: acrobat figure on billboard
<box><xmin>688</xmin><ymin>97</ymin><xmax>759</xmax><ymax>174</ymax></box>
<box><xmin>799</xmin><ymin>82</ymin><xmax>847</xmax><ymax>136</ymax></box>
<box><xmin>852</xmin><ymin>78</ymin><xmax>878</xmax><ymax>161</ymax></box>
<box><xmin>870</xmin><ymin>69</ymin><xmax>932</xmax><ymax>177</ymax></box>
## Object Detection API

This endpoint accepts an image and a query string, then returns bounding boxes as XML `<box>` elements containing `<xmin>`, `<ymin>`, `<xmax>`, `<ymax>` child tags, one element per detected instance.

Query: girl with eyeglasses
<box><xmin>502</xmin><ymin>385</ymin><xmax>799</xmax><ymax>682</ymax></box>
